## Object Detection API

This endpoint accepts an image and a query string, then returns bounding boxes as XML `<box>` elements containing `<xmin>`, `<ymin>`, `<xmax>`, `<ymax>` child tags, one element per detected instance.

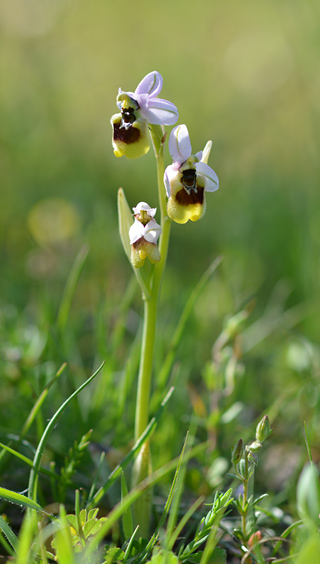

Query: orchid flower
<box><xmin>111</xmin><ymin>71</ymin><xmax>179</xmax><ymax>159</ymax></box>
<box><xmin>164</xmin><ymin>124</ymin><xmax>219</xmax><ymax>223</ymax></box>
<box><xmin>129</xmin><ymin>202</ymin><xmax>162</xmax><ymax>268</ymax></box>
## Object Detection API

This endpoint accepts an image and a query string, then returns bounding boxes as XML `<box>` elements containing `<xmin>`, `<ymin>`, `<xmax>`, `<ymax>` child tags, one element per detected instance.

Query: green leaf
<box><xmin>296</xmin><ymin>532</ymin><xmax>320</xmax><ymax>564</ymax></box>
<box><xmin>184</xmin><ymin>549</ymin><xmax>226</xmax><ymax>564</ymax></box>
<box><xmin>0</xmin><ymin>442</ymin><xmax>60</xmax><ymax>481</ymax></box>
<box><xmin>121</xmin><ymin>471</ymin><xmax>134</xmax><ymax>539</ymax></box>
<box><xmin>88</xmin><ymin>386</ymin><xmax>174</xmax><ymax>508</ymax></box>
<box><xmin>157</xmin><ymin>256</ymin><xmax>223</xmax><ymax>389</ymax></box>
<box><xmin>54</xmin><ymin>506</ymin><xmax>76</xmax><ymax>564</ymax></box>
<box><xmin>118</xmin><ymin>187</ymin><xmax>132</xmax><ymax>261</ymax></box>
<box><xmin>203</xmin><ymin>547</ymin><xmax>226</xmax><ymax>564</ymax></box>
<box><xmin>253</xmin><ymin>493</ymin><xmax>268</xmax><ymax>506</ymax></box>
<box><xmin>28</xmin><ymin>362</ymin><xmax>104</xmax><ymax>504</ymax></box>
<box><xmin>297</xmin><ymin>463</ymin><xmax>320</xmax><ymax>527</ymax></box>
<box><xmin>15</xmin><ymin>512</ymin><xmax>38</xmax><ymax>564</ymax></box>
<box><xmin>57</xmin><ymin>245</ymin><xmax>89</xmax><ymax>334</ymax></box>
<box><xmin>179</xmin><ymin>490</ymin><xmax>233</xmax><ymax>561</ymax></box>
<box><xmin>166</xmin><ymin>431</ymin><xmax>196</xmax><ymax>551</ymax></box>
<box><xmin>117</xmin><ymin>187</ymin><xmax>151</xmax><ymax>299</ymax></box>
<box><xmin>123</xmin><ymin>526</ymin><xmax>139</xmax><ymax>564</ymax></box>
<box><xmin>84</xmin><ymin>441</ymin><xmax>209</xmax><ymax>561</ymax></box>
<box><xmin>0</xmin><ymin>487</ymin><xmax>45</xmax><ymax>513</ymax></box>
<box><xmin>0</xmin><ymin>515</ymin><xmax>18</xmax><ymax>552</ymax></box>
<box><xmin>104</xmin><ymin>546</ymin><xmax>125</xmax><ymax>564</ymax></box>
<box><xmin>147</xmin><ymin>548</ymin><xmax>179</xmax><ymax>564</ymax></box>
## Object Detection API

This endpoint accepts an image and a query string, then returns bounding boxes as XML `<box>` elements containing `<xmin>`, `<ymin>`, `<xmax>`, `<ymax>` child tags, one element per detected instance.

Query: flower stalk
<box><xmin>113</xmin><ymin>70</ymin><xmax>220</xmax><ymax>537</ymax></box>
<box><xmin>231</xmin><ymin>415</ymin><xmax>272</xmax><ymax>555</ymax></box>
<box><xmin>134</xmin><ymin>294</ymin><xmax>158</xmax><ymax>442</ymax></box>
<box><xmin>131</xmin><ymin>130</ymin><xmax>171</xmax><ymax>535</ymax></box>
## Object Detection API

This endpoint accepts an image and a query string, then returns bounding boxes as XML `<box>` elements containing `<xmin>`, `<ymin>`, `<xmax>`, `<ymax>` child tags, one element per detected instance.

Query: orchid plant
<box><xmin>111</xmin><ymin>70</ymin><xmax>219</xmax><ymax>536</ymax></box>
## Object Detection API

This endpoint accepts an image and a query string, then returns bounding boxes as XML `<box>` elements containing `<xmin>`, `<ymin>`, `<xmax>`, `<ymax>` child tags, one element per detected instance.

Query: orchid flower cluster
<box><xmin>111</xmin><ymin>70</ymin><xmax>219</xmax><ymax>270</ymax></box>
<box><xmin>111</xmin><ymin>71</ymin><xmax>220</xmax><ymax>535</ymax></box>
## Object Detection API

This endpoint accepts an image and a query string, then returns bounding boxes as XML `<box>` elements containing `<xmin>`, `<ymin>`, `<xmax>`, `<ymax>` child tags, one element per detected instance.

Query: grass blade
<box><xmin>84</xmin><ymin>440</ymin><xmax>210</xmax><ymax>560</ymax></box>
<box><xmin>0</xmin><ymin>364</ymin><xmax>67</xmax><ymax>468</ymax></box>
<box><xmin>88</xmin><ymin>386</ymin><xmax>174</xmax><ymax>508</ymax></box>
<box><xmin>57</xmin><ymin>245</ymin><xmax>89</xmax><ymax>334</ymax></box>
<box><xmin>28</xmin><ymin>362</ymin><xmax>104</xmax><ymax>504</ymax></box>
<box><xmin>0</xmin><ymin>442</ymin><xmax>61</xmax><ymax>481</ymax></box>
<box><xmin>21</xmin><ymin>363</ymin><xmax>67</xmax><ymax>439</ymax></box>
<box><xmin>0</xmin><ymin>487</ymin><xmax>45</xmax><ymax>513</ymax></box>
<box><xmin>15</xmin><ymin>513</ymin><xmax>38</xmax><ymax>564</ymax></box>
<box><xmin>158</xmin><ymin>256</ymin><xmax>223</xmax><ymax>389</ymax></box>
<box><xmin>121</xmin><ymin>471</ymin><xmax>134</xmax><ymax>539</ymax></box>
<box><xmin>0</xmin><ymin>515</ymin><xmax>18</xmax><ymax>553</ymax></box>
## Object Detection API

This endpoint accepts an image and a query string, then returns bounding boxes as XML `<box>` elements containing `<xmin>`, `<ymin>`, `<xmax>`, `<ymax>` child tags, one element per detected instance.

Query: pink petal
<box><xmin>140</xmin><ymin>98</ymin><xmax>179</xmax><ymax>125</ymax></box>
<box><xmin>135</xmin><ymin>71</ymin><xmax>163</xmax><ymax>97</ymax></box>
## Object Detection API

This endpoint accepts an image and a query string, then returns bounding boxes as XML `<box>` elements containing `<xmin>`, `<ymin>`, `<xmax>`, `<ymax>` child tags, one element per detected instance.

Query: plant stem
<box><xmin>132</xmin><ymin>126</ymin><xmax>171</xmax><ymax>535</ymax></box>
<box><xmin>134</xmin><ymin>125</ymin><xmax>171</xmax><ymax>443</ymax></box>
<box><xmin>241</xmin><ymin>450</ymin><xmax>255</xmax><ymax>546</ymax></box>
<box><xmin>241</xmin><ymin>452</ymin><xmax>249</xmax><ymax>539</ymax></box>
<box><xmin>134</xmin><ymin>295</ymin><xmax>158</xmax><ymax>442</ymax></box>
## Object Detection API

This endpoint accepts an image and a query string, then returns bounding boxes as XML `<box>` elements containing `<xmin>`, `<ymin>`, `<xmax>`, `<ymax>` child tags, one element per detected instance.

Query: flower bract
<box><xmin>129</xmin><ymin>202</ymin><xmax>162</xmax><ymax>268</ymax></box>
<box><xmin>164</xmin><ymin>124</ymin><xmax>219</xmax><ymax>223</ymax></box>
<box><xmin>111</xmin><ymin>71</ymin><xmax>178</xmax><ymax>159</ymax></box>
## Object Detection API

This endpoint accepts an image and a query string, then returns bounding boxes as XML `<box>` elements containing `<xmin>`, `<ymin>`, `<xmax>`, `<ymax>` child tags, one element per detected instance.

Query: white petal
<box><xmin>164</xmin><ymin>165</ymin><xmax>179</xmax><ymax>197</ymax></box>
<box><xmin>169</xmin><ymin>124</ymin><xmax>192</xmax><ymax>164</ymax></box>
<box><xmin>195</xmin><ymin>162</ymin><xmax>219</xmax><ymax>192</ymax></box>
<box><xmin>164</xmin><ymin>168</ymin><xmax>171</xmax><ymax>197</ymax></box>
<box><xmin>129</xmin><ymin>219</ymin><xmax>144</xmax><ymax>244</ymax></box>
<box><xmin>144</xmin><ymin>219</ymin><xmax>162</xmax><ymax>243</ymax></box>
<box><xmin>132</xmin><ymin>202</ymin><xmax>157</xmax><ymax>217</ymax></box>
<box><xmin>135</xmin><ymin>71</ymin><xmax>163</xmax><ymax>97</ymax></box>
<box><xmin>139</xmin><ymin>98</ymin><xmax>179</xmax><ymax>126</ymax></box>
<box><xmin>201</xmin><ymin>140</ymin><xmax>212</xmax><ymax>165</ymax></box>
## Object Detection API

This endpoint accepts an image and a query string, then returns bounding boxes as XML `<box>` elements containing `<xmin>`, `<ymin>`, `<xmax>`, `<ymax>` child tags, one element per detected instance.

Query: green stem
<box><xmin>134</xmin><ymin>295</ymin><xmax>158</xmax><ymax>442</ymax></box>
<box><xmin>241</xmin><ymin>451</ymin><xmax>255</xmax><ymax>545</ymax></box>
<box><xmin>241</xmin><ymin>452</ymin><xmax>249</xmax><ymax>540</ymax></box>
<box><xmin>134</xmin><ymin>125</ymin><xmax>171</xmax><ymax>442</ymax></box>
<box><xmin>132</xmin><ymin>125</ymin><xmax>171</xmax><ymax>535</ymax></box>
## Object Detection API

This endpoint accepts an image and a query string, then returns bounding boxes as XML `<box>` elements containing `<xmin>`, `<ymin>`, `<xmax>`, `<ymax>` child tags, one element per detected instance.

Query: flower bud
<box><xmin>224</xmin><ymin>310</ymin><xmax>248</xmax><ymax>339</ymax></box>
<box><xmin>231</xmin><ymin>439</ymin><xmax>244</xmax><ymax>465</ymax></box>
<box><xmin>248</xmin><ymin>530</ymin><xmax>263</xmax><ymax>548</ymax></box>
<box><xmin>129</xmin><ymin>203</ymin><xmax>161</xmax><ymax>268</ymax></box>
<box><xmin>255</xmin><ymin>415</ymin><xmax>272</xmax><ymax>444</ymax></box>
<box><xmin>247</xmin><ymin>450</ymin><xmax>258</xmax><ymax>465</ymax></box>
<box><xmin>237</xmin><ymin>459</ymin><xmax>246</xmax><ymax>479</ymax></box>
<box><xmin>248</xmin><ymin>440</ymin><xmax>262</xmax><ymax>453</ymax></box>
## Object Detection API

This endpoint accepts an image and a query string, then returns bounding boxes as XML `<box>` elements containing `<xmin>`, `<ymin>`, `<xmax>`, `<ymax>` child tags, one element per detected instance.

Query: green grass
<box><xmin>0</xmin><ymin>0</ymin><xmax>320</xmax><ymax>561</ymax></box>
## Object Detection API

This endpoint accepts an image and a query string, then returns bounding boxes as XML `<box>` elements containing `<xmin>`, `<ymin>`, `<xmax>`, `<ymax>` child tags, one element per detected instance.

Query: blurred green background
<box><xmin>1</xmin><ymin>0</ymin><xmax>319</xmax><ymax>305</ymax></box>
<box><xmin>0</xmin><ymin>0</ymin><xmax>319</xmax><ymax>437</ymax></box>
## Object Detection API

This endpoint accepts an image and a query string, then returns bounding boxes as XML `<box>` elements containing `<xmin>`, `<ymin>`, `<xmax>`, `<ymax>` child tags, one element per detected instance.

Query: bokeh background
<box><xmin>0</xmin><ymin>0</ymin><xmax>320</xmax><ymax>494</ymax></box>
<box><xmin>1</xmin><ymin>0</ymin><xmax>319</xmax><ymax>307</ymax></box>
